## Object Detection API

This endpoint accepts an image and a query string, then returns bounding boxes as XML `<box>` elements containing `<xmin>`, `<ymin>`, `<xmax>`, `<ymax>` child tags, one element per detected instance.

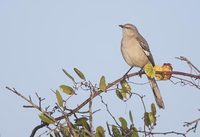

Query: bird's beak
<box><xmin>119</xmin><ymin>25</ymin><xmax>124</xmax><ymax>28</ymax></box>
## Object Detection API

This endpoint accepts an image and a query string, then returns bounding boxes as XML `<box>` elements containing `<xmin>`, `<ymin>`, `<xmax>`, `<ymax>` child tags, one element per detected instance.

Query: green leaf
<box><xmin>120</xmin><ymin>89</ymin><xmax>128</xmax><ymax>99</ymax></box>
<box><xmin>149</xmin><ymin>112</ymin><xmax>156</xmax><ymax>125</ymax></box>
<box><xmin>38</xmin><ymin>113</ymin><xmax>55</xmax><ymax>124</ymax></box>
<box><xmin>60</xmin><ymin>126</ymin><xmax>70</xmax><ymax>137</ymax></box>
<box><xmin>56</xmin><ymin>90</ymin><xmax>63</xmax><ymax>107</ymax></box>
<box><xmin>119</xmin><ymin>117</ymin><xmax>127</xmax><ymax>129</ymax></box>
<box><xmin>144</xmin><ymin>112</ymin><xmax>150</xmax><ymax>127</ymax></box>
<box><xmin>129</xmin><ymin>110</ymin><xmax>133</xmax><ymax>124</ymax></box>
<box><xmin>95</xmin><ymin>126</ymin><xmax>105</xmax><ymax>137</ymax></box>
<box><xmin>60</xmin><ymin>85</ymin><xmax>75</xmax><ymax>95</ymax></box>
<box><xmin>144</xmin><ymin>63</ymin><xmax>155</xmax><ymax>78</ymax></box>
<box><xmin>50</xmin><ymin>134</ymin><xmax>53</xmax><ymax>137</ymax></box>
<box><xmin>79</xmin><ymin>128</ymin><xmax>89</xmax><ymax>137</ymax></box>
<box><xmin>62</xmin><ymin>69</ymin><xmax>75</xmax><ymax>82</ymax></box>
<box><xmin>112</xmin><ymin>125</ymin><xmax>122</xmax><ymax>137</ymax></box>
<box><xmin>54</xmin><ymin>131</ymin><xmax>61</xmax><ymax>137</ymax></box>
<box><xmin>116</xmin><ymin>89</ymin><xmax>123</xmax><ymax>100</ymax></box>
<box><xmin>131</xmin><ymin>127</ymin><xmax>139</xmax><ymax>137</ymax></box>
<box><xmin>144</xmin><ymin>112</ymin><xmax>156</xmax><ymax>127</ymax></box>
<box><xmin>120</xmin><ymin>80</ymin><xmax>131</xmax><ymax>93</ymax></box>
<box><xmin>74</xmin><ymin>68</ymin><xmax>86</xmax><ymax>80</ymax></box>
<box><xmin>75</xmin><ymin>117</ymin><xmax>88</xmax><ymax>123</ymax></box>
<box><xmin>151</xmin><ymin>103</ymin><xmax>157</xmax><ymax>115</ymax></box>
<box><xmin>75</xmin><ymin>117</ymin><xmax>90</xmax><ymax>131</ymax></box>
<box><xmin>99</xmin><ymin>76</ymin><xmax>107</xmax><ymax>92</ymax></box>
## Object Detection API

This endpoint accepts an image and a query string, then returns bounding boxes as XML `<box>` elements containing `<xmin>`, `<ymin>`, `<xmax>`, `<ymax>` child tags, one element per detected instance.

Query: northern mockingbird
<box><xmin>119</xmin><ymin>23</ymin><xmax>165</xmax><ymax>109</ymax></box>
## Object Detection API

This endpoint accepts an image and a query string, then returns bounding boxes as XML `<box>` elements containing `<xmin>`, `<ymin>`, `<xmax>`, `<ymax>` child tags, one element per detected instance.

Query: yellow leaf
<box><xmin>154</xmin><ymin>65</ymin><xmax>163</xmax><ymax>80</ymax></box>
<box><xmin>162</xmin><ymin>63</ymin><xmax>173</xmax><ymax>80</ymax></box>
<box><xmin>60</xmin><ymin>85</ymin><xmax>75</xmax><ymax>95</ymax></box>
<box><xmin>144</xmin><ymin>112</ymin><xmax>150</xmax><ymax>127</ymax></box>
<box><xmin>131</xmin><ymin>127</ymin><xmax>139</xmax><ymax>137</ymax></box>
<box><xmin>121</xmin><ymin>89</ymin><xmax>128</xmax><ymax>99</ymax></box>
<box><xmin>74</xmin><ymin>68</ymin><xmax>86</xmax><ymax>80</ymax></box>
<box><xmin>144</xmin><ymin>63</ymin><xmax>155</xmax><ymax>78</ymax></box>
<box><xmin>149</xmin><ymin>112</ymin><xmax>156</xmax><ymax>125</ymax></box>
<box><xmin>144</xmin><ymin>112</ymin><xmax>156</xmax><ymax>127</ymax></box>
<box><xmin>112</xmin><ymin>125</ymin><xmax>122</xmax><ymax>137</ymax></box>
<box><xmin>56</xmin><ymin>90</ymin><xmax>63</xmax><ymax>107</ymax></box>
<box><xmin>75</xmin><ymin>117</ymin><xmax>90</xmax><ymax>131</ymax></box>
<box><xmin>96</xmin><ymin>126</ymin><xmax>105</xmax><ymax>137</ymax></box>
<box><xmin>62</xmin><ymin>69</ymin><xmax>75</xmax><ymax>82</ymax></box>
<box><xmin>120</xmin><ymin>79</ymin><xmax>131</xmax><ymax>93</ymax></box>
<box><xmin>38</xmin><ymin>113</ymin><xmax>55</xmax><ymax>124</ymax></box>
<box><xmin>99</xmin><ymin>76</ymin><xmax>107</xmax><ymax>92</ymax></box>
<box><xmin>119</xmin><ymin>117</ymin><xmax>128</xmax><ymax>129</ymax></box>
<box><xmin>60</xmin><ymin>126</ymin><xmax>70</xmax><ymax>137</ymax></box>
<box><xmin>151</xmin><ymin>103</ymin><xmax>156</xmax><ymax>115</ymax></box>
<box><xmin>154</xmin><ymin>63</ymin><xmax>173</xmax><ymax>80</ymax></box>
<box><xmin>116</xmin><ymin>89</ymin><xmax>123</xmax><ymax>100</ymax></box>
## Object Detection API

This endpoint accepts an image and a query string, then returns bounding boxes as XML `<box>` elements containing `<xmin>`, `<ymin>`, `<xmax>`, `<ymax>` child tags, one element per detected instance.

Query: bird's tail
<box><xmin>148</xmin><ymin>77</ymin><xmax>165</xmax><ymax>109</ymax></box>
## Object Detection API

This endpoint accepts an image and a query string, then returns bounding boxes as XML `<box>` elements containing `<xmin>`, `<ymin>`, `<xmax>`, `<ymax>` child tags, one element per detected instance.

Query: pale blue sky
<box><xmin>0</xmin><ymin>0</ymin><xmax>200</xmax><ymax>137</ymax></box>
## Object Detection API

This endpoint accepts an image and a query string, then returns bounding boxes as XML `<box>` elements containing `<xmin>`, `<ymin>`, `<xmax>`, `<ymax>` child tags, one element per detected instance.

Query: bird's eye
<box><xmin>124</xmin><ymin>26</ymin><xmax>130</xmax><ymax>29</ymax></box>
<box><xmin>124</xmin><ymin>26</ymin><xmax>132</xmax><ymax>30</ymax></box>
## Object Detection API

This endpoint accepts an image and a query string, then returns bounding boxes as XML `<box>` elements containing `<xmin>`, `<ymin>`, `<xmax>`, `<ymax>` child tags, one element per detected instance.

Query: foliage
<box><xmin>5</xmin><ymin>56</ymin><xmax>200</xmax><ymax>137</ymax></box>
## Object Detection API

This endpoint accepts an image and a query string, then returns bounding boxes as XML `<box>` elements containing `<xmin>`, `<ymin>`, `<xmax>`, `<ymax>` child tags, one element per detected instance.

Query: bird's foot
<box><xmin>138</xmin><ymin>68</ymin><xmax>144</xmax><ymax>78</ymax></box>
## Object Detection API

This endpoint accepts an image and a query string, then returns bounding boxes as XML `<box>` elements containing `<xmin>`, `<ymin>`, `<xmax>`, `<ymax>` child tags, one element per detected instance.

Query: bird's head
<box><xmin>119</xmin><ymin>23</ymin><xmax>139</xmax><ymax>37</ymax></box>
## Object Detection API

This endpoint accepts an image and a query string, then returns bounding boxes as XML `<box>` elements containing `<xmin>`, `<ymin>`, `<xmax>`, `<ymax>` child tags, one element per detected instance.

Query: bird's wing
<box><xmin>136</xmin><ymin>34</ymin><xmax>155</xmax><ymax>66</ymax></box>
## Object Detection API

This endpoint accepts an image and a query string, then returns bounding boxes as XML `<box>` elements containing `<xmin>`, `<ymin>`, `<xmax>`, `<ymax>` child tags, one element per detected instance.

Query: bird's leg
<box><xmin>138</xmin><ymin>68</ymin><xmax>144</xmax><ymax>78</ymax></box>
<box><xmin>123</xmin><ymin>66</ymin><xmax>133</xmax><ymax>80</ymax></box>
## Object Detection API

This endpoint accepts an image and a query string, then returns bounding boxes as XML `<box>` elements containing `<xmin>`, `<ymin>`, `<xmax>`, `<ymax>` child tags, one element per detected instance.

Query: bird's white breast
<box><xmin>121</xmin><ymin>37</ymin><xmax>149</xmax><ymax>68</ymax></box>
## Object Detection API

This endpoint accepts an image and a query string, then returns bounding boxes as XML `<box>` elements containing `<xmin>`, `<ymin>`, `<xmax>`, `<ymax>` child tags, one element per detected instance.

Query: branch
<box><xmin>176</xmin><ymin>56</ymin><xmax>200</xmax><ymax>74</ymax></box>
<box><xmin>183</xmin><ymin>117</ymin><xmax>200</xmax><ymax>134</ymax></box>
<box><xmin>171</xmin><ymin>76</ymin><xmax>200</xmax><ymax>89</ymax></box>
<box><xmin>57</xmin><ymin>71</ymin><xmax>141</xmax><ymax>120</ymax></box>
<box><xmin>166</xmin><ymin>71</ymin><xmax>200</xmax><ymax>79</ymax></box>
<box><xmin>137</xmin><ymin>129</ymin><xmax>187</xmax><ymax>137</ymax></box>
<box><xmin>184</xmin><ymin>118</ymin><xmax>200</xmax><ymax>127</ymax></box>
<box><xmin>57</xmin><ymin>70</ymin><xmax>200</xmax><ymax>120</ymax></box>
<box><xmin>89</xmin><ymin>91</ymin><xmax>94</xmax><ymax>133</ymax></box>
<box><xmin>99</xmin><ymin>95</ymin><xmax>121</xmax><ymax>128</ymax></box>
<box><xmin>5</xmin><ymin>69</ymin><xmax>200</xmax><ymax>136</ymax></box>
<box><xmin>30</xmin><ymin>123</ymin><xmax>47</xmax><ymax>137</ymax></box>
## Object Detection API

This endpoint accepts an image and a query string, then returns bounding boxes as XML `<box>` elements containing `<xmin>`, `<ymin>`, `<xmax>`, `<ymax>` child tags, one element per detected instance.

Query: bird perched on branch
<box><xmin>119</xmin><ymin>23</ymin><xmax>165</xmax><ymax>109</ymax></box>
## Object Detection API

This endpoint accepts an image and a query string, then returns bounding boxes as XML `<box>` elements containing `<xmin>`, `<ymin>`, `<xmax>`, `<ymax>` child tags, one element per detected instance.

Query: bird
<box><xmin>119</xmin><ymin>23</ymin><xmax>165</xmax><ymax>109</ymax></box>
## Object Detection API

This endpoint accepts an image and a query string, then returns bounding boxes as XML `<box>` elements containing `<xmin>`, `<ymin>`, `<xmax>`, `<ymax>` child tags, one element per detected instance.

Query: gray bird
<box><xmin>119</xmin><ymin>23</ymin><xmax>165</xmax><ymax>109</ymax></box>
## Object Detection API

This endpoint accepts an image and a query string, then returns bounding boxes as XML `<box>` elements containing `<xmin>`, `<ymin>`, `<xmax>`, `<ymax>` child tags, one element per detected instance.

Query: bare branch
<box><xmin>99</xmin><ymin>95</ymin><xmax>121</xmax><ymax>128</ymax></box>
<box><xmin>184</xmin><ymin>118</ymin><xmax>200</xmax><ymax>127</ymax></box>
<box><xmin>171</xmin><ymin>76</ymin><xmax>200</xmax><ymax>89</ymax></box>
<box><xmin>176</xmin><ymin>56</ymin><xmax>200</xmax><ymax>74</ymax></box>
<box><xmin>5</xmin><ymin>62</ymin><xmax>200</xmax><ymax>137</ymax></box>
<box><xmin>137</xmin><ymin>129</ymin><xmax>187</xmax><ymax>137</ymax></box>
<box><xmin>106</xmin><ymin>122</ymin><xmax>114</xmax><ymax>137</ymax></box>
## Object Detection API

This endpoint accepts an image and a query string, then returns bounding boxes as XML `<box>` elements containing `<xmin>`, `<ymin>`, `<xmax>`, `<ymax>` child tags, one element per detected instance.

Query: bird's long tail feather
<box><xmin>148</xmin><ymin>77</ymin><xmax>165</xmax><ymax>109</ymax></box>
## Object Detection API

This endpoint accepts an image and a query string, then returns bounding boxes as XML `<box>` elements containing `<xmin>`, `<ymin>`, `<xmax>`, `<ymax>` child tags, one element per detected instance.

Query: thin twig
<box><xmin>184</xmin><ymin>118</ymin><xmax>200</xmax><ymax>127</ymax></box>
<box><xmin>176</xmin><ymin>56</ymin><xmax>200</xmax><ymax>74</ymax></box>
<box><xmin>30</xmin><ymin>123</ymin><xmax>48</xmax><ymax>137</ymax></box>
<box><xmin>99</xmin><ymin>95</ymin><xmax>121</xmax><ymax>128</ymax></box>
<box><xmin>5</xmin><ymin>87</ymin><xmax>52</xmax><ymax>117</ymax></box>
<box><xmin>6</xmin><ymin>68</ymin><xmax>200</xmax><ymax>136</ymax></box>
<box><xmin>62</xmin><ymin>111</ymin><xmax>77</xmax><ymax>137</ymax></box>
<box><xmin>171</xmin><ymin>76</ymin><xmax>200</xmax><ymax>89</ymax></box>
<box><xmin>132</xmin><ymin>92</ymin><xmax>147</xmax><ymax>112</ymax></box>
<box><xmin>137</xmin><ymin>129</ymin><xmax>187</xmax><ymax>137</ymax></box>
